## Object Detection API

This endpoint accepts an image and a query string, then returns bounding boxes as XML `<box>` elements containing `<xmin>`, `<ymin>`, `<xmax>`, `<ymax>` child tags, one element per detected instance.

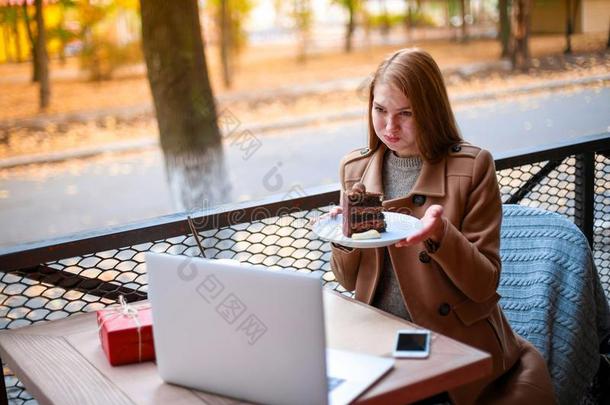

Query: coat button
<box><xmin>412</xmin><ymin>194</ymin><xmax>426</xmax><ymax>206</ymax></box>
<box><xmin>360</xmin><ymin>148</ymin><xmax>369</xmax><ymax>155</ymax></box>
<box><xmin>451</xmin><ymin>144</ymin><xmax>462</xmax><ymax>153</ymax></box>
<box><xmin>438</xmin><ymin>303</ymin><xmax>451</xmax><ymax>316</ymax></box>
<box><xmin>419</xmin><ymin>251</ymin><xmax>431</xmax><ymax>263</ymax></box>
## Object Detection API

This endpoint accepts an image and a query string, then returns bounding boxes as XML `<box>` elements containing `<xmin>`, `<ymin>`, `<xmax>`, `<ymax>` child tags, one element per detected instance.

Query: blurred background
<box><xmin>0</xmin><ymin>0</ymin><xmax>609</xmax><ymax>247</ymax></box>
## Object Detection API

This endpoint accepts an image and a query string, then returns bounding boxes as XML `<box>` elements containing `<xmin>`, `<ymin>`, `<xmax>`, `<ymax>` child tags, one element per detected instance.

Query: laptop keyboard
<box><xmin>327</xmin><ymin>376</ymin><xmax>345</xmax><ymax>392</ymax></box>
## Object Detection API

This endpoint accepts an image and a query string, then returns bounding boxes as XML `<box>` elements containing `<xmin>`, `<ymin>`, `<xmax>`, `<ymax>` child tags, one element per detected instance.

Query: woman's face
<box><xmin>371</xmin><ymin>82</ymin><xmax>420</xmax><ymax>157</ymax></box>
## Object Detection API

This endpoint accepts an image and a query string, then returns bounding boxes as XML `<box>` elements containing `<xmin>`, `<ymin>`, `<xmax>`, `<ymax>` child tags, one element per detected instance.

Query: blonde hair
<box><xmin>367</xmin><ymin>48</ymin><xmax>462</xmax><ymax>162</ymax></box>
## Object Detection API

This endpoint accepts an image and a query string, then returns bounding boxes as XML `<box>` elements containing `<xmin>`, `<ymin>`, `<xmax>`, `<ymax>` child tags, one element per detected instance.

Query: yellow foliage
<box><xmin>0</xmin><ymin>1</ymin><xmax>141</xmax><ymax>65</ymax></box>
<box><xmin>0</xmin><ymin>4</ymin><xmax>70</xmax><ymax>63</ymax></box>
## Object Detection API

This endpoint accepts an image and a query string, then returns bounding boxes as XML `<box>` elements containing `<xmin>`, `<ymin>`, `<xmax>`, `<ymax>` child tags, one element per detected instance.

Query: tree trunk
<box><xmin>499</xmin><ymin>0</ymin><xmax>510</xmax><ymax>57</ymax></box>
<box><xmin>164</xmin><ymin>147</ymin><xmax>232</xmax><ymax>212</ymax></box>
<box><xmin>220</xmin><ymin>0</ymin><xmax>232</xmax><ymax>88</ymax></box>
<box><xmin>564</xmin><ymin>0</ymin><xmax>573</xmax><ymax>54</ymax></box>
<box><xmin>344</xmin><ymin>0</ymin><xmax>355</xmax><ymax>52</ymax></box>
<box><xmin>35</xmin><ymin>0</ymin><xmax>50</xmax><ymax>110</ymax></box>
<box><xmin>22</xmin><ymin>3</ymin><xmax>39</xmax><ymax>82</ymax></box>
<box><xmin>460</xmin><ymin>0</ymin><xmax>468</xmax><ymax>42</ymax></box>
<box><xmin>379</xmin><ymin>0</ymin><xmax>389</xmax><ymax>40</ymax></box>
<box><xmin>2</xmin><ymin>24</ymin><xmax>12</xmax><ymax>62</ymax></box>
<box><xmin>404</xmin><ymin>0</ymin><xmax>413</xmax><ymax>41</ymax></box>
<box><xmin>295</xmin><ymin>0</ymin><xmax>311</xmax><ymax>63</ymax></box>
<box><xmin>361</xmin><ymin>6</ymin><xmax>371</xmax><ymax>50</ymax></box>
<box><xmin>11</xmin><ymin>6</ymin><xmax>23</xmax><ymax>63</ymax></box>
<box><xmin>510</xmin><ymin>0</ymin><xmax>532</xmax><ymax>70</ymax></box>
<box><xmin>607</xmin><ymin>17</ymin><xmax>610</xmax><ymax>49</ymax></box>
<box><xmin>140</xmin><ymin>0</ymin><xmax>231</xmax><ymax>212</ymax></box>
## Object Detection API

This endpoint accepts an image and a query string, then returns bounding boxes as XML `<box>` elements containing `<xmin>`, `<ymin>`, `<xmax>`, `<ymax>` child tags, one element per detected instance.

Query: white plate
<box><xmin>311</xmin><ymin>212</ymin><xmax>423</xmax><ymax>248</ymax></box>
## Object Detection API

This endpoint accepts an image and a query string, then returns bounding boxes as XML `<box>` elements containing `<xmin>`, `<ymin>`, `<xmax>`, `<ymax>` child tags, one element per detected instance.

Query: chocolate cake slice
<box><xmin>342</xmin><ymin>182</ymin><xmax>386</xmax><ymax>237</ymax></box>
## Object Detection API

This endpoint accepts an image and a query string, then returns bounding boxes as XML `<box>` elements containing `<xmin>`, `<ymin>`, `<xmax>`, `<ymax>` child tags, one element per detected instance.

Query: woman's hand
<box><xmin>329</xmin><ymin>206</ymin><xmax>343</xmax><ymax>219</ymax></box>
<box><xmin>395</xmin><ymin>205</ymin><xmax>445</xmax><ymax>248</ymax></box>
<box><xmin>309</xmin><ymin>206</ymin><xmax>342</xmax><ymax>227</ymax></box>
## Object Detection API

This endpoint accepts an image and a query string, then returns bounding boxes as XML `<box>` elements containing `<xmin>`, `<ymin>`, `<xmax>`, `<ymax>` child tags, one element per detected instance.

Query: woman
<box><xmin>330</xmin><ymin>49</ymin><xmax>556</xmax><ymax>404</ymax></box>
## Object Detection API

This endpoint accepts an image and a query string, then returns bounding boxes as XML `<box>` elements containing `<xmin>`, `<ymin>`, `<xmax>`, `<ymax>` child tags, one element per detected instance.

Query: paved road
<box><xmin>1</xmin><ymin>86</ymin><xmax>609</xmax><ymax>248</ymax></box>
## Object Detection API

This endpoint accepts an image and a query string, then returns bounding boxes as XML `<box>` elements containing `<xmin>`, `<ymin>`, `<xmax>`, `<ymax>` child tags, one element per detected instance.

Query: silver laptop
<box><xmin>146</xmin><ymin>253</ymin><xmax>393</xmax><ymax>405</ymax></box>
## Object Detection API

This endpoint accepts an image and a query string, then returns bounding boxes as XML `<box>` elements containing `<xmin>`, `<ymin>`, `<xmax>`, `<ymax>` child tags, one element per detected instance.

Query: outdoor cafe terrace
<box><xmin>0</xmin><ymin>131</ymin><xmax>609</xmax><ymax>403</ymax></box>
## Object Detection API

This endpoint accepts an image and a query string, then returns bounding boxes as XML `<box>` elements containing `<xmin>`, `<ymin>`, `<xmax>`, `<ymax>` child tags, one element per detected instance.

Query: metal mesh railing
<box><xmin>0</xmin><ymin>208</ymin><xmax>342</xmax><ymax>404</ymax></box>
<box><xmin>498</xmin><ymin>159</ymin><xmax>577</xmax><ymax>218</ymax></box>
<box><xmin>1</xmin><ymin>137</ymin><xmax>609</xmax><ymax>404</ymax></box>
<box><xmin>594</xmin><ymin>153</ymin><xmax>610</xmax><ymax>295</ymax></box>
<box><xmin>497</xmin><ymin>153</ymin><xmax>610</xmax><ymax>297</ymax></box>
<box><xmin>0</xmin><ymin>209</ymin><xmax>343</xmax><ymax>331</ymax></box>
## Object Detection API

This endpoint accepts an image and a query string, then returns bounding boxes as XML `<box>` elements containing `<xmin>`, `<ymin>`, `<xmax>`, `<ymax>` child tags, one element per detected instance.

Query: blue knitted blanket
<box><xmin>499</xmin><ymin>204</ymin><xmax>610</xmax><ymax>404</ymax></box>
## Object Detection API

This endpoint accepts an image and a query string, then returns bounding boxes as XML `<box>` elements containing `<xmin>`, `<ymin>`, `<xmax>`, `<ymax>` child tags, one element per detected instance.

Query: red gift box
<box><xmin>96</xmin><ymin>298</ymin><xmax>156</xmax><ymax>366</ymax></box>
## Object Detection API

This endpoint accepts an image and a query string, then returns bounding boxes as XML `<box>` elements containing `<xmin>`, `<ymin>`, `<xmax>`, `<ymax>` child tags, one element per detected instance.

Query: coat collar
<box><xmin>360</xmin><ymin>144</ymin><xmax>446</xmax><ymax>200</ymax></box>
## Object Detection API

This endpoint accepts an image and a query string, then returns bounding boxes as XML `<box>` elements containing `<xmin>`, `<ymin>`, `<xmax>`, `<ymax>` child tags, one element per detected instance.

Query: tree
<box><xmin>459</xmin><ymin>0</ymin><xmax>468</xmax><ymax>42</ymax></box>
<box><xmin>140</xmin><ymin>0</ymin><xmax>231</xmax><ymax>211</ymax></box>
<box><xmin>0</xmin><ymin>6</ymin><xmax>23</xmax><ymax>62</ymax></box>
<box><xmin>20</xmin><ymin>0</ymin><xmax>51</xmax><ymax>102</ymax></box>
<box><xmin>208</xmin><ymin>0</ymin><xmax>254</xmax><ymax>88</ymax></box>
<box><xmin>498</xmin><ymin>0</ymin><xmax>510</xmax><ymax>57</ymax></box>
<box><xmin>360</xmin><ymin>1</ymin><xmax>372</xmax><ymax>48</ymax></box>
<box><xmin>334</xmin><ymin>0</ymin><xmax>360</xmax><ymax>53</ymax></box>
<box><xmin>219</xmin><ymin>0</ymin><xmax>231</xmax><ymax>87</ymax></box>
<box><xmin>1</xmin><ymin>11</ymin><xmax>11</xmax><ymax>62</ymax></box>
<box><xmin>378</xmin><ymin>0</ymin><xmax>390</xmax><ymax>40</ymax></box>
<box><xmin>273</xmin><ymin>0</ymin><xmax>312</xmax><ymax>62</ymax></box>
<box><xmin>78</xmin><ymin>1</ymin><xmax>142</xmax><ymax>80</ymax></box>
<box><xmin>509</xmin><ymin>0</ymin><xmax>531</xmax><ymax>70</ymax></box>
<box><xmin>607</xmin><ymin>17</ymin><xmax>610</xmax><ymax>49</ymax></box>
<box><xmin>21</xmin><ymin>2</ymin><xmax>39</xmax><ymax>82</ymax></box>
<box><xmin>48</xmin><ymin>0</ymin><xmax>77</xmax><ymax>64</ymax></box>
<box><xmin>10</xmin><ymin>6</ymin><xmax>23</xmax><ymax>62</ymax></box>
<box><xmin>404</xmin><ymin>0</ymin><xmax>414</xmax><ymax>40</ymax></box>
<box><xmin>564</xmin><ymin>0</ymin><xmax>576</xmax><ymax>54</ymax></box>
<box><xmin>34</xmin><ymin>0</ymin><xmax>50</xmax><ymax>109</ymax></box>
<box><xmin>404</xmin><ymin>0</ymin><xmax>431</xmax><ymax>41</ymax></box>
<box><xmin>292</xmin><ymin>0</ymin><xmax>312</xmax><ymax>62</ymax></box>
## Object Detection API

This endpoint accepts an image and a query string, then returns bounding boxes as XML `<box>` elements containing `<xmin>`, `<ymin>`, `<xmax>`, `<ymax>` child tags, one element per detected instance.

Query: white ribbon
<box><xmin>98</xmin><ymin>295</ymin><xmax>149</xmax><ymax>362</ymax></box>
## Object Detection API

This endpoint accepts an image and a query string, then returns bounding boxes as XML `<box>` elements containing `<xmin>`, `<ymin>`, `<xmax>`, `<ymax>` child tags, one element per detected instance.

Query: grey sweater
<box><xmin>370</xmin><ymin>150</ymin><xmax>422</xmax><ymax>320</ymax></box>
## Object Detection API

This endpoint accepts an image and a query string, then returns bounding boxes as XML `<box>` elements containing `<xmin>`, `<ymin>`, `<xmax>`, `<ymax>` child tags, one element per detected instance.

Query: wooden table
<box><xmin>0</xmin><ymin>289</ymin><xmax>492</xmax><ymax>405</ymax></box>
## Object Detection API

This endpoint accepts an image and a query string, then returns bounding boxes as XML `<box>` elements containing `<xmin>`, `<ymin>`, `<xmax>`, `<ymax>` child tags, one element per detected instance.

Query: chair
<box><xmin>498</xmin><ymin>204</ymin><xmax>610</xmax><ymax>404</ymax></box>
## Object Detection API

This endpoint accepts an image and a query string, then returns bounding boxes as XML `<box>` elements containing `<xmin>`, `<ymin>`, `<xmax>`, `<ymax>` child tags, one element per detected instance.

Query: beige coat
<box><xmin>331</xmin><ymin>143</ymin><xmax>556</xmax><ymax>404</ymax></box>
